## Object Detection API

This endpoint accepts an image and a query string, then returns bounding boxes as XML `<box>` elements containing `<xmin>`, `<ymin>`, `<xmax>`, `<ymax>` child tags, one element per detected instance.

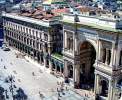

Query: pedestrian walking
<box><xmin>39</xmin><ymin>91</ymin><xmax>43</xmax><ymax>98</ymax></box>
<box><xmin>58</xmin><ymin>96</ymin><xmax>61</xmax><ymax>100</ymax></box>
<box><xmin>32</xmin><ymin>72</ymin><xmax>35</xmax><ymax>76</ymax></box>
<box><xmin>4</xmin><ymin>65</ymin><xmax>6</xmax><ymax>69</ymax></box>
<box><xmin>57</xmin><ymin>88</ymin><xmax>61</xmax><ymax>97</ymax></box>
<box><xmin>58</xmin><ymin>91</ymin><xmax>61</xmax><ymax>97</ymax></box>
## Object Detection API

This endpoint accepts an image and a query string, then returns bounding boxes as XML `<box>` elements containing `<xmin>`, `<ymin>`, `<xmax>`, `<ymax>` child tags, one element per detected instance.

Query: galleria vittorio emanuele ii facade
<box><xmin>2</xmin><ymin>1</ymin><xmax>122</xmax><ymax>99</ymax></box>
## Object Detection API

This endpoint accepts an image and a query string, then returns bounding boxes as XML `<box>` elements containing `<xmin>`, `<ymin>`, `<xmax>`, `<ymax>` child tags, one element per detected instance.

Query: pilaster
<box><xmin>64</xmin><ymin>60</ymin><xmax>68</xmax><ymax>78</ymax></box>
<box><xmin>94</xmin><ymin>74</ymin><xmax>100</xmax><ymax>95</ymax></box>
<box><xmin>105</xmin><ymin>48</ymin><xmax>109</xmax><ymax>65</ymax></box>
<box><xmin>108</xmin><ymin>80</ymin><xmax>114</xmax><ymax>100</ymax></box>
<box><xmin>43</xmin><ymin>44</ymin><xmax>47</xmax><ymax>67</ymax></box>
<box><xmin>110</xmin><ymin>43</ymin><xmax>115</xmax><ymax>66</ymax></box>
<box><xmin>73</xmin><ymin>64</ymin><xmax>80</xmax><ymax>87</ymax></box>
<box><xmin>48</xmin><ymin>45</ymin><xmax>52</xmax><ymax>70</ymax></box>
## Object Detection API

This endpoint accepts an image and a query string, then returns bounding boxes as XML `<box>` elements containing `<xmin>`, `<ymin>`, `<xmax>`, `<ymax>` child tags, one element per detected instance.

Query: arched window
<box><xmin>27</xmin><ymin>38</ymin><xmax>29</xmax><ymax>45</ymax></box>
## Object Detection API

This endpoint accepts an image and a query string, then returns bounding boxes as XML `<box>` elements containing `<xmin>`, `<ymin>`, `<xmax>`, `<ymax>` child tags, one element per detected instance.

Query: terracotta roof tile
<box><xmin>52</xmin><ymin>8</ymin><xmax>69</xmax><ymax>14</ymax></box>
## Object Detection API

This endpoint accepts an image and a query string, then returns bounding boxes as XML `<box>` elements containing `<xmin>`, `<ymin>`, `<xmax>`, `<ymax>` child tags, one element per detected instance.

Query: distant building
<box><xmin>94</xmin><ymin>0</ymin><xmax>117</xmax><ymax>11</ymax></box>
<box><xmin>117</xmin><ymin>0</ymin><xmax>122</xmax><ymax>10</ymax></box>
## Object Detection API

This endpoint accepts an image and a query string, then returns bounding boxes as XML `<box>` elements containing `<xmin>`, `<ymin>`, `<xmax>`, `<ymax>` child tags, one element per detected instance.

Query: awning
<box><xmin>59</xmin><ymin>63</ymin><xmax>63</xmax><ymax>68</ymax></box>
<box><xmin>51</xmin><ymin>58</ymin><xmax>64</xmax><ymax>68</ymax></box>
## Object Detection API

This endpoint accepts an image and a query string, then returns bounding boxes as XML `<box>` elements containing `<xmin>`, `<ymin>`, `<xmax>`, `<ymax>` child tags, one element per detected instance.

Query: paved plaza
<box><xmin>0</xmin><ymin>47</ymin><xmax>94</xmax><ymax>100</ymax></box>
<box><xmin>44</xmin><ymin>90</ymin><xmax>92</xmax><ymax>100</ymax></box>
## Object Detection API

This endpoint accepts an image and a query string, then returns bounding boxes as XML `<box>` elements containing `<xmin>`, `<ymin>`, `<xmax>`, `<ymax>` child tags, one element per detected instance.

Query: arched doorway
<box><xmin>68</xmin><ymin>65</ymin><xmax>73</xmax><ymax>78</ymax></box>
<box><xmin>79</xmin><ymin>41</ymin><xmax>96</xmax><ymax>89</ymax></box>
<box><xmin>100</xmin><ymin>80</ymin><xmax>108</xmax><ymax>97</ymax></box>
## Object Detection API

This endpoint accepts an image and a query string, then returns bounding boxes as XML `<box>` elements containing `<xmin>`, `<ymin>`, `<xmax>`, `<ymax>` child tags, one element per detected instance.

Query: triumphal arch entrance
<box><xmin>63</xmin><ymin>14</ymin><xmax>122</xmax><ymax>100</ymax></box>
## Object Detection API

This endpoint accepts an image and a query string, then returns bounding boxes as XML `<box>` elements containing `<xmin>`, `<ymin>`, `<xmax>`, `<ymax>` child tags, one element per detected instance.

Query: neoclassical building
<box><xmin>62</xmin><ymin>13</ymin><xmax>122</xmax><ymax>100</ymax></box>
<box><xmin>2</xmin><ymin>8</ymin><xmax>64</xmax><ymax>75</ymax></box>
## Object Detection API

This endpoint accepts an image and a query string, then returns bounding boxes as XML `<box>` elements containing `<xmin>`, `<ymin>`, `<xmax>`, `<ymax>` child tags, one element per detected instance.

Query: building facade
<box><xmin>2</xmin><ymin>12</ymin><xmax>64</xmax><ymax>75</ymax></box>
<box><xmin>62</xmin><ymin>14</ymin><xmax>122</xmax><ymax>100</ymax></box>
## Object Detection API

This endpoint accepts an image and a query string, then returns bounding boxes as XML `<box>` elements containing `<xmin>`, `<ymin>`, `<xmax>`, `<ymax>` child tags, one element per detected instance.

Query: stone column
<box><xmin>94</xmin><ymin>74</ymin><xmax>100</xmax><ymax>95</ymax></box>
<box><xmin>105</xmin><ymin>49</ymin><xmax>109</xmax><ymax>65</ymax></box>
<box><xmin>115</xmin><ymin>49</ymin><xmax>121</xmax><ymax>67</ymax></box>
<box><xmin>60</xmin><ymin>65</ymin><xmax>62</xmax><ymax>74</ymax></box>
<box><xmin>43</xmin><ymin>44</ymin><xmax>47</xmax><ymax>67</ymax></box>
<box><xmin>64</xmin><ymin>61</ymin><xmax>68</xmax><ymax>78</ymax></box>
<box><xmin>110</xmin><ymin>44</ymin><xmax>115</xmax><ymax>66</ymax></box>
<box><xmin>73</xmin><ymin>64</ymin><xmax>80</xmax><ymax>88</ymax></box>
<box><xmin>55</xmin><ymin>64</ymin><xmax>57</xmax><ymax>72</ymax></box>
<box><xmin>98</xmin><ymin>41</ymin><xmax>102</xmax><ymax>61</ymax></box>
<box><xmin>108</xmin><ymin>80</ymin><xmax>114</xmax><ymax>100</ymax></box>
<box><xmin>48</xmin><ymin>46</ymin><xmax>52</xmax><ymax>71</ymax></box>
<box><xmin>75</xmin><ymin>37</ymin><xmax>78</xmax><ymax>54</ymax></box>
<box><xmin>64</xmin><ymin>32</ymin><xmax>67</xmax><ymax>49</ymax></box>
<box><xmin>73</xmin><ymin>33</ymin><xmax>75</xmax><ymax>55</ymax></box>
<box><xmin>38</xmin><ymin>43</ymin><xmax>40</xmax><ymax>51</ymax></box>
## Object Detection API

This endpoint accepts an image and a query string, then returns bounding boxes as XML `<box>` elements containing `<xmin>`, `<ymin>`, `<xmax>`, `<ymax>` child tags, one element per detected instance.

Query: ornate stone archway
<box><xmin>75</xmin><ymin>41</ymin><xmax>96</xmax><ymax>89</ymax></box>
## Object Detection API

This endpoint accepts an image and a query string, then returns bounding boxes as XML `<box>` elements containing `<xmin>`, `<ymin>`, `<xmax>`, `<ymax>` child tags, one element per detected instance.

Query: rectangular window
<box><xmin>23</xmin><ymin>27</ymin><xmax>25</xmax><ymax>32</ymax></box>
<box><xmin>18</xmin><ymin>25</ymin><xmax>19</xmax><ymax>30</ymax></box>
<box><xmin>20</xmin><ymin>26</ymin><xmax>21</xmax><ymax>31</ymax></box>
<box><xmin>26</xmin><ymin>28</ymin><xmax>28</xmax><ymax>34</ymax></box>
<box><xmin>29</xmin><ymin>29</ymin><xmax>31</xmax><ymax>35</ymax></box>
<box><xmin>32</xmin><ymin>30</ymin><xmax>34</xmax><ymax>36</ymax></box>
